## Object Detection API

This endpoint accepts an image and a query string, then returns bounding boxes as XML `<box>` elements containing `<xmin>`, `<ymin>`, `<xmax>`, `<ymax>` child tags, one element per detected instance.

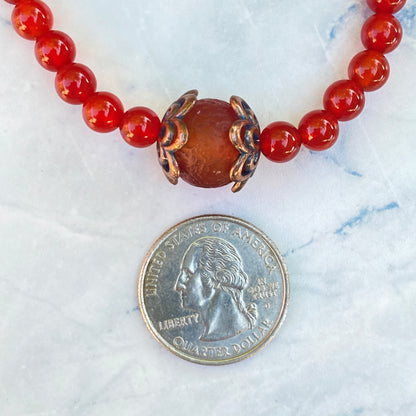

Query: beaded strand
<box><xmin>4</xmin><ymin>0</ymin><xmax>406</xmax><ymax>164</ymax></box>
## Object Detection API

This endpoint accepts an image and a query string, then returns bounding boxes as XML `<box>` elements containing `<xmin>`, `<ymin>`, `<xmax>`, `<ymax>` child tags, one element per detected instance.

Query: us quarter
<box><xmin>138</xmin><ymin>215</ymin><xmax>289</xmax><ymax>365</ymax></box>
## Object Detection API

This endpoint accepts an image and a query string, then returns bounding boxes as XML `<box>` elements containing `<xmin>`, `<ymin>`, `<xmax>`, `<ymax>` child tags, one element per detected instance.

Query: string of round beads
<box><xmin>5</xmin><ymin>0</ymin><xmax>406</xmax><ymax>191</ymax></box>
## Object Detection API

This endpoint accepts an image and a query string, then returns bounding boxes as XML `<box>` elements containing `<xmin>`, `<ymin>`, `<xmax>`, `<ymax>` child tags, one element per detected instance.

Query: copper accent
<box><xmin>157</xmin><ymin>90</ymin><xmax>198</xmax><ymax>185</ymax></box>
<box><xmin>229</xmin><ymin>96</ymin><xmax>261</xmax><ymax>193</ymax></box>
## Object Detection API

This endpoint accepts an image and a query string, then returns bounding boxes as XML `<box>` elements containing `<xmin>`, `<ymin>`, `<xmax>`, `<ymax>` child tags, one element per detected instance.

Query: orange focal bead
<box><xmin>158</xmin><ymin>91</ymin><xmax>260</xmax><ymax>191</ymax></box>
<box><xmin>176</xmin><ymin>99</ymin><xmax>239</xmax><ymax>188</ymax></box>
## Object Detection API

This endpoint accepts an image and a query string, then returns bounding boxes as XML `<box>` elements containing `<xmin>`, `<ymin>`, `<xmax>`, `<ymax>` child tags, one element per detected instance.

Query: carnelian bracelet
<box><xmin>4</xmin><ymin>0</ymin><xmax>406</xmax><ymax>192</ymax></box>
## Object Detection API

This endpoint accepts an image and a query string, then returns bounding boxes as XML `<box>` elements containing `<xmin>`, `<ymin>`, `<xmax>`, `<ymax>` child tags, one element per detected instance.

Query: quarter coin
<box><xmin>138</xmin><ymin>215</ymin><xmax>289</xmax><ymax>365</ymax></box>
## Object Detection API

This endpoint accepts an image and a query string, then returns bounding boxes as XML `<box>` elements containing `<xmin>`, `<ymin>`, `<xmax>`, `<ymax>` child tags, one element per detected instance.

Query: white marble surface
<box><xmin>1</xmin><ymin>0</ymin><xmax>415</xmax><ymax>415</ymax></box>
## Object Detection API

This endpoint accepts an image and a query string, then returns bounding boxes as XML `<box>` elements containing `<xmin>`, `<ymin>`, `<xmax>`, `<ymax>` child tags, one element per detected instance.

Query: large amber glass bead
<box><xmin>176</xmin><ymin>99</ymin><xmax>239</xmax><ymax>188</ymax></box>
<box><xmin>158</xmin><ymin>91</ymin><xmax>261</xmax><ymax>192</ymax></box>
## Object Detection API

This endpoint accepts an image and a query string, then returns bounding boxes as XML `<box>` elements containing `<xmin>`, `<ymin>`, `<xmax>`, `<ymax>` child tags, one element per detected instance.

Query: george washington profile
<box><xmin>174</xmin><ymin>237</ymin><xmax>257</xmax><ymax>342</ymax></box>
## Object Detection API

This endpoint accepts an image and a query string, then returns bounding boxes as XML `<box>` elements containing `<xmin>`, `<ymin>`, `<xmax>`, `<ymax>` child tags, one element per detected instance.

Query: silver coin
<box><xmin>138</xmin><ymin>215</ymin><xmax>289</xmax><ymax>365</ymax></box>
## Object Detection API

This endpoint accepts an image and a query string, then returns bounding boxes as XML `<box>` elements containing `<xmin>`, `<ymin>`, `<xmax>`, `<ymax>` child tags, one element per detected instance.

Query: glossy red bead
<box><xmin>35</xmin><ymin>30</ymin><xmax>76</xmax><ymax>72</ymax></box>
<box><xmin>120</xmin><ymin>107</ymin><xmax>161</xmax><ymax>148</ymax></box>
<box><xmin>12</xmin><ymin>0</ymin><xmax>53</xmax><ymax>40</ymax></box>
<box><xmin>348</xmin><ymin>50</ymin><xmax>390</xmax><ymax>92</ymax></box>
<box><xmin>177</xmin><ymin>99</ymin><xmax>239</xmax><ymax>188</ymax></box>
<box><xmin>82</xmin><ymin>92</ymin><xmax>124</xmax><ymax>133</ymax></box>
<box><xmin>299</xmin><ymin>110</ymin><xmax>339</xmax><ymax>151</ymax></box>
<box><xmin>260</xmin><ymin>121</ymin><xmax>301</xmax><ymax>163</ymax></box>
<box><xmin>55</xmin><ymin>63</ymin><xmax>97</xmax><ymax>105</ymax></box>
<box><xmin>324</xmin><ymin>80</ymin><xmax>365</xmax><ymax>121</ymax></box>
<box><xmin>361</xmin><ymin>14</ymin><xmax>403</xmax><ymax>53</ymax></box>
<box><xmin>366</xmin><ymin>0</ymin><xmax>407</xmax><ymax>14</ymax></box>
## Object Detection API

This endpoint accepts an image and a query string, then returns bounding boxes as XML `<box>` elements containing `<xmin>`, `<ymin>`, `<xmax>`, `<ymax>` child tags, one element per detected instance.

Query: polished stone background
<box><xmin>0</xmin><ymin>1</ymin><xmax>415</xmax><ymax>415</ymax></box>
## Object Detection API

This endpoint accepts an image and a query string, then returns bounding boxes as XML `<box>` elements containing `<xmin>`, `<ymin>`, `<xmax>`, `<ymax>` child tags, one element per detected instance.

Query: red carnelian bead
<box><xmin>366</xmin><ymin>0</ymin><xmax>407</xmax><ymax>14</ymax></box>
<box><xmin>120</xmin><ymin>107</ymin><xmax>161</xmax><ymax>148</ymax></box>
<box><xmin>35</xmin><ymin>30</ymin><xmax>76</xmax><ymax>72</ymax></box>
<box><xmin>260</xmin><ymin>122</ymin><xmax>301</xmax><ymax>163</ymax></box>
<box><xmin>82</xmin><ymin>92</ymin><xmax>124</xmax><ymax>133</ymax></box>
<box><xmin>177</xmin><ymin>99</ymin><xmax>239</xmax><ymax>188</ymax></box>
<box><xmin>324</xmin><ymin>80</ymin><xmax>365</xmax><ymax>121</ymax></box>
<box><xmin>299</xmin><ymin>110</ymin><xmax>339</xmax><ymax>151</ymax></box>
<box><xmin>55</xmin><ymin>63</ymin><xmax>97</xmax><ymax>105</ymax></box>
<box><xmin>361</xmin><ymin>14</ymin><xmax>403</xmax><ymax>53</ymax></box>
<box><xmin>12</xmin><ymin>0</ymin><xmax>53</xmax><ymax>40</ymax></box>
<box><xmin>348</xmin><ymin>50</ymin><xmax>390</xmax><ymax>92</ymax></box>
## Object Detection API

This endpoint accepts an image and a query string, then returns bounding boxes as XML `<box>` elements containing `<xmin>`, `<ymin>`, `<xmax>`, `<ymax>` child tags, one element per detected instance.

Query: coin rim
<box><xmin>138</xmin><ymin>214</ymin><xmax>289</xmax><ymax>366</ymax></box>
